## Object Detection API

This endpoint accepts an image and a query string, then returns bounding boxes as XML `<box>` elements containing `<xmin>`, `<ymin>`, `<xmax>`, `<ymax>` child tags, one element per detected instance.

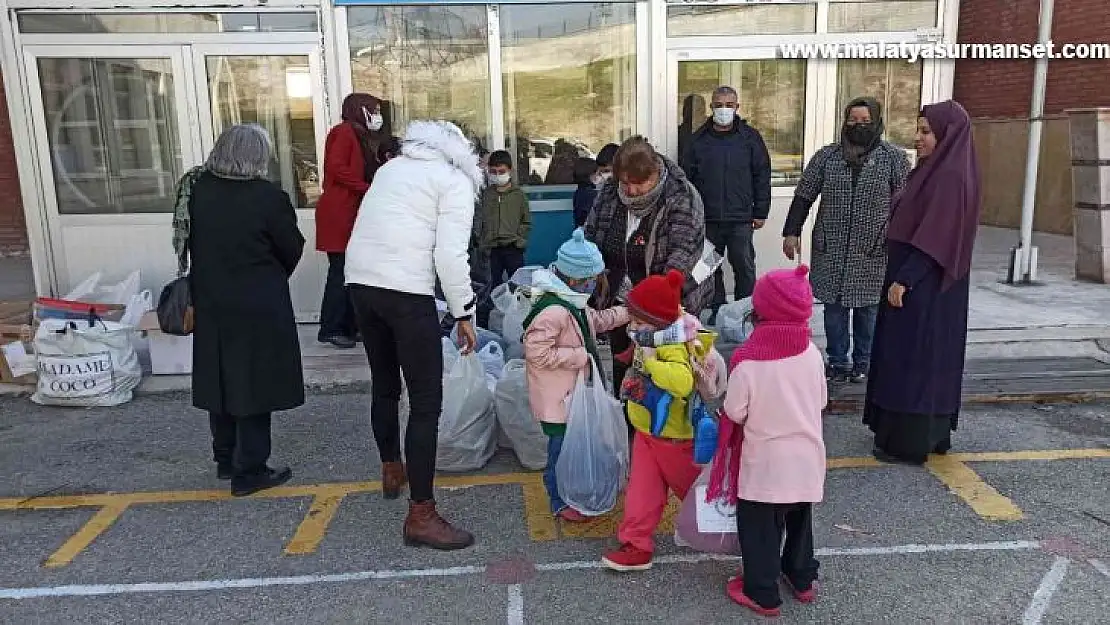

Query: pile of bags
<box><xmin>30</xmin><ymin>271</ymin><xmax>152</xmax><ymax>408</ymax></box>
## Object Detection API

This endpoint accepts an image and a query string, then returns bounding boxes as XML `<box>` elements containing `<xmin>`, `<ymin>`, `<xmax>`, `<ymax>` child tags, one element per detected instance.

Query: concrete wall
<box><xmin>0</xmin><ymin>71</ymin><xmax>28</xmax><ymax>257</ymax></box>
<box><xmin>973</xmin><ymin>116</ymin><xmax>1073</xmax><ymax>235</ymax></box>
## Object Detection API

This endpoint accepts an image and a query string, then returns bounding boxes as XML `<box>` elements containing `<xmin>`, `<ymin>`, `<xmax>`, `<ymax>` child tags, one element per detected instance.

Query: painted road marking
<box><xmin>926</xmin><ymin>455</ymin><xmax>1025</xmax><ymax>521</ymax></box>
<box><xmin>1089</xmin><ymin>559</ymin><xmax>1110</xmax><ymax>579</ymax></box>
<box><xmin>44</xmin><ymin>502</ymin><xmax>129</xmax><ymax>569</ymax></box>
<box><xmin>506</xmin><ymin>584</ymin><xmax>524</xmax><ymax>625</ymax></box>
<box><xmin>3</xmin><ymin>449</ymin><xmax>1105</xmax><ymax>567</ymax></box>
<box><xmin>0</xmin><ymin>540</ymin><xmax>1041</xmax><ymax>600</ymax></box>
<box><xmin>1023</xmin><ymin>557</ymin><xmax>1070</xmax><ymax>625</ymax></box>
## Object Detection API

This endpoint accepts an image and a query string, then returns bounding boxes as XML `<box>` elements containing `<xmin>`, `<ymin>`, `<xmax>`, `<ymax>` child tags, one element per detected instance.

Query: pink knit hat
<box><xmin>751</xmin><ymin>264</ymin><xmax>813</xmax><ymax>325</ymax></box>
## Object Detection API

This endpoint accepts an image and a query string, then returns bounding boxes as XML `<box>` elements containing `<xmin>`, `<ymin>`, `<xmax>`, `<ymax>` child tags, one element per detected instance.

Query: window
<box><xmin>835</xmin><ymin>59</ymin><xmax>923</xmax><ymax>149</ymax></box>
<box><xmin>827</xmin><ymin>0</ymin><xmax>938</xmax><ymax>33</ymax></box>
<box><xmin>677</xmin><ymin>60</ymin><xmax>807</xmax><ymax>186</ymax></box>
<box><xmin>37</xmin><ymin>57</ymin><xmax>182</xmax><ymax>214</ymax></box>
<box><xmin>666</xmin><ymin>4</ymin><xmax>817</xmax><ymax>37</ymax></box>
<box><xmin>17</xmin><ymin>12</ymin><xmax>318</xmax><ymax>33</ymax></box>
<box><xmin>347</xmin><ymin>6</ymin><xmax>493</xmax><ymax>149</ymax></box>
<box><xmin>500</xmin><ymin>3</ymin><xmax>636</xmax><ymax>186</ymax></box>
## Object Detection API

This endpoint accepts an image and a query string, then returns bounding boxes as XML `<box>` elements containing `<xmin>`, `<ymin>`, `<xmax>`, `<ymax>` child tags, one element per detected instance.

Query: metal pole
<box><xmin>1010</xmin><ymin>0</ymin><xmax>1055</xmax><ymax>284</ymax></box>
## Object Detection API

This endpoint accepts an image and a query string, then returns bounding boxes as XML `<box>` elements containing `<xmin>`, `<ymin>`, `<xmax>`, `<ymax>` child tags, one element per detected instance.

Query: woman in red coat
<box><xmin>315</xmin><ymin>93</ymin><xmax>383</xmax><ymax>348</ymax></box>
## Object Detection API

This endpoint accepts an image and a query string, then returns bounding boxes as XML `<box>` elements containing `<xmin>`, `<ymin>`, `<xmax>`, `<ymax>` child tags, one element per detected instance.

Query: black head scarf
<box><xmin>841</xmin><ymin>97</ymin><xmax>885</xmax><ymax>171</ymax></box>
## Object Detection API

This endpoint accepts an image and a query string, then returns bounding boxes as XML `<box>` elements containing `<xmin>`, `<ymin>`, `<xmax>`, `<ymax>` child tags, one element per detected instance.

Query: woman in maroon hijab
<box><xmin>863</xmin><ymin>100</ymin><xmax>981</xmax><ymax>465</ymax></box>
<box><xmin>315</xmin><ymin>93</ymin><xmax>384</xmax><ymax>348</ymax></box>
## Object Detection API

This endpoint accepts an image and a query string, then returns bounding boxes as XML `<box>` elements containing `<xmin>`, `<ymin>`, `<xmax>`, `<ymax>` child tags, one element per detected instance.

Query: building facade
<box><xmin>0</xmin><ymin>0</ymin><xmax>958</xmax><ymax>321</ymax></box>
<box><xmin>954</xmin><ymin>0</ymin><xmax>1110</xmax><ymax>236</ymax></box>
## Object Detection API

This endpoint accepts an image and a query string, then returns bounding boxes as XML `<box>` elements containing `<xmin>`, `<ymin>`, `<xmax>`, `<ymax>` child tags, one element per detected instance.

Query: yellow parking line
<box><xmin>520</xmin><ymin>479</ymin><xmax>558</xmax><ymax>542</ymax></box>
<box><xmin>284</xmin><ymin>488</ymin><xmax>348</xmax><ymax>556</ymax></box>
<box><xmin>925</xmin><ymin>455</ymin><xmax>1024</xmax><ymax>522</ymax></box>
<box><xmin>44</xmin><ymin>502</ymin><xmax>129</xmax><ymax>568</ymax></box>
<box><xmin>952</xmin><ymin>448</ymin><xmax>1110</xmax><ymax>463</ymax></box>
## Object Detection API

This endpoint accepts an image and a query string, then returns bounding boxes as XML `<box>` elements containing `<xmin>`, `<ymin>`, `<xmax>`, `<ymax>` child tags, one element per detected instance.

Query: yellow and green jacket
<box><xmin>626</xmin><ymin>343</ymin><xmax>696</xmax><ymax>440</ymax></box>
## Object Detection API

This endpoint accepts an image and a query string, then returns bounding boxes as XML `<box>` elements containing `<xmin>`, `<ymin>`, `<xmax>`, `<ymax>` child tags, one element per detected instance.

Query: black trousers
<box><xmin>736</xmin><ymin>500</ymin><xmax>819</xmax><ymax>609</ymax></box>
<box><xmin>209</xmin><ymin>412</ymin><xmax>272</xmax><ymax>476</ymax></box>
<box><xmin>350</xmin><ymin>284</ymin><xmax>442</xmax><ymax>502</ymax></box>
<box><xmin>319</xmin><ymin>252</ymin><xmax>356</xmax><ymax>340</ymax></box>
<box><xmin>707</xmin><ymin>222</ymin><xmax>756</xmax><ymax>306</ymax></box>
<box><xmin>489</xmin><ymin>245</ymin><xmax>525</xmax><ymax>290</ymax></box>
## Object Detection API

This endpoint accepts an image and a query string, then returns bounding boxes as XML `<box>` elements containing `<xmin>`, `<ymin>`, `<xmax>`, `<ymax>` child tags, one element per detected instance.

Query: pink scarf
<box><xmin>705</xmin><ymin>321</ymin><xmax>812</xmax><ymax>505</ymax></box>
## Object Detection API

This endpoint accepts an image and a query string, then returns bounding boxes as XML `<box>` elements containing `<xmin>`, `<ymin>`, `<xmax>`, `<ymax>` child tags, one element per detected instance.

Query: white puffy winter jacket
<box><xmin>344</xmin><ymin>120</ymin><xmax>482</xmax><ymax>319</ymax></box>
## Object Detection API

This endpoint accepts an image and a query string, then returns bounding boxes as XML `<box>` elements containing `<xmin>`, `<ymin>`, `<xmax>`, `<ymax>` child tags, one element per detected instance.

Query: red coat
<box><xmin>315</xmin><ymin>123</ymin><xmax>372</xmax><ymax>252</ymax></box>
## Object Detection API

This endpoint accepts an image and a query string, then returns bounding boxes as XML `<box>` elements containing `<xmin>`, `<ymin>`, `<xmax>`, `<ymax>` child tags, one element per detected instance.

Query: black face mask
<box><xmin>846</xmin><ymin>123</ymin><xmax>879</xmax><ymax>146</ymax></box>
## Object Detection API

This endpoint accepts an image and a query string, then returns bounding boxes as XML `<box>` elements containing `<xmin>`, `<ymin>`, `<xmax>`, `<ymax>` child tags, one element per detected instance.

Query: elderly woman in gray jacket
<box><xmin>782</xmin><ymin>97</ymin><xmax>910</xmax><ymax>384</ymax></box>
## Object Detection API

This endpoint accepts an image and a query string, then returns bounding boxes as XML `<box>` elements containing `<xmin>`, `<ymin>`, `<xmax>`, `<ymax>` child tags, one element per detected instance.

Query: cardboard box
<box><xmin>0</xmin><ymin>300</ymin><xmax>36</xmax><ymax>384</ymax></box>
<box><xmin>139</xmin><ymin>311</ymin><xmax>193</xmax><ymax>375</ymax></box>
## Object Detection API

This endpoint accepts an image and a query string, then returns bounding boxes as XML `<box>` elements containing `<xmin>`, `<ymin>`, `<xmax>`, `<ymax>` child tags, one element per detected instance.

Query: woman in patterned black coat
<box><xmin>782</xmin><ymin>97</ymin><xmax>911</xmax><ymax>383</ymax></box>
<box><xmin>584</xmin><ymin>136</ymin><xmax>713</xmax><ymax>392</ymax></box>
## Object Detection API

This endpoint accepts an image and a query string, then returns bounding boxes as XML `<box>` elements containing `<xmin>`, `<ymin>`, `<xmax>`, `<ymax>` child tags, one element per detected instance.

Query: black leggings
<box><xmin>350</xmin><ymin>285</ymin><xmax>443</xmax><ymax>502</ymax></box>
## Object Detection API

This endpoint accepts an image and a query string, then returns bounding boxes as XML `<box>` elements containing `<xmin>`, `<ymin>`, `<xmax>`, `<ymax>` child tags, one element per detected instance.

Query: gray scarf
<box><xmin>618</xmin><ymin>157</ymin><xmax>669</xmax><ymax>218</ymax></box>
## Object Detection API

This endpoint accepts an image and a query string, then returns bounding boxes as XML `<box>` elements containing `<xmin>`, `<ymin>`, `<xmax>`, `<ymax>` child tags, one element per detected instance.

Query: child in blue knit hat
<box><xmin>522</xmin><ymin>228</ymin><xmax>629</xmax><ymax>522</ymax></box>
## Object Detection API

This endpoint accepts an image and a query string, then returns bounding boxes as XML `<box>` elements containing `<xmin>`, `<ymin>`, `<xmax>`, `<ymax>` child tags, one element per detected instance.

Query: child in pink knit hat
<box><xmin>715</xmin><ymin>265</ymin><xmax>828</xmax><ymax>618</ymax></box>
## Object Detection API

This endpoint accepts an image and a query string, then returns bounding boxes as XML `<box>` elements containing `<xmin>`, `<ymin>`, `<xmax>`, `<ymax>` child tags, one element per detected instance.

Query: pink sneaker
<box><xmin>558</xmin><ymin>508</ymin><xmax>588</xmax><ymax>523</ymax></box>
<box><xmin>782</xmin><ymin>576</ymin><xmax>818</xmax><ymax>603</ymax></box>
<box><xmin>601</xmin><ymin>544</ymin><xmax>653</xmax><ymax>572</ymax></box>
<box><xmin>726</xmin><ymin>576</ymin><xmax>781</xmax><ymax>617</ymax></box>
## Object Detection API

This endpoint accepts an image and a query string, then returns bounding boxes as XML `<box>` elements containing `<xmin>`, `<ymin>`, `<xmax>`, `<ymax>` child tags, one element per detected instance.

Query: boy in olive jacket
<box><xmin>480</xmin><ymin>150</ymin><xmax>532</xmax><ymax>290</ymax></box>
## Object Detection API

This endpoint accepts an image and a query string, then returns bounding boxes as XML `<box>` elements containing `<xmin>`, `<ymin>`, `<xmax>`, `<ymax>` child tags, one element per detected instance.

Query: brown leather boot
<box><xmin>382</xmin><ymin>462</ymin><xmax>407</xmax><ymax>500</ymax></box>
<box><xmin>403</xmin><ymin>500</ymin><xmax>475</xmax><ymax>550</ymax></box>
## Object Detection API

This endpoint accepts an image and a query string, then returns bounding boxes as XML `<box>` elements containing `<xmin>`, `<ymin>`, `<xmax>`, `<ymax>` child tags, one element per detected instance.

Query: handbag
<box><xmin>157</xmin><ymin>276</ymin><xmax>193</xmax><ymax>336</ymax></box>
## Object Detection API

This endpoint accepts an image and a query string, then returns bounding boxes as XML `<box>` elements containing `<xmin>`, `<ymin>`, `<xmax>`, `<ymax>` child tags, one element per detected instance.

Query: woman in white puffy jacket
<box><xmin>345</xmin><ymin>120</ymin><xmax>481</xmax><ymax>551</ymax></box>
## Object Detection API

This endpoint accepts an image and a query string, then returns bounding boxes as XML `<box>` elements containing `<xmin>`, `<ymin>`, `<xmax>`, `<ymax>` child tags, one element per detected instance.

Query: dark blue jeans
<box><xmin>543</xmin><ymin>433</ymin><xmax>566</xmax><ymax>513</ymax></box>
<box><xmin>823</xmin><ymin>303</ymin><xmax>878</xmax><ymax>371</ymax></box>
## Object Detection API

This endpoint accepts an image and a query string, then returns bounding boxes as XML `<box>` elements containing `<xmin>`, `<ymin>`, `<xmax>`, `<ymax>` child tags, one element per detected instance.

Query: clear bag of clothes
<box><xmin>493</xmin><ymin>359</ymin><xmax>548</xmax><ymax>470</ymax></box>
<box><xmin>715</xmin><ymin>297</ymin><xmax>755</xmax><ymax>344</ymax></box>
<box><xmin>555</xmin><ymin>357</ymin><xmax>630</xmax><ymax>516</ymax></box>
<box><xmin>437</xmin><ymin>353</ymin><xmax>497</xmax><ymax>472</ymax></box>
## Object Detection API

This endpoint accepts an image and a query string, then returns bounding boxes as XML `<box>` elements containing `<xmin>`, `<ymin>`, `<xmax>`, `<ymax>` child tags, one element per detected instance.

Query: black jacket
<box><xmin>188</xmin><ymin>173</ymin><xmax>306</xmax><ymax>416</ymax></box>
<box><xmin>573</xmin><ymin>183</ymin><xmax>598</xmax><ymax>228</ymax></box>
<box><xmin>681</xmin><ymin>118</ymin><xmax>772</xmax><ymax>223</ymax></box>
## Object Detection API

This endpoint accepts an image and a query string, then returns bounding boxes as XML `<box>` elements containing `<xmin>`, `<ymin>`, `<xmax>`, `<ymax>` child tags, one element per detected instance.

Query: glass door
<box><xmin>665</xmin><ymin>47</ymin><xmax>825</xmax><ymax>274</ymax></box>
<box><xmin>190</xmin><ymin>43</ymin><xmax>329</xmax><ymax>321</ymax></box>
<box><xmin>191</xmin><ymin>44</ymin><xmax>327</xmax><ymax>210</ymax></box>
<box><xmin>22</xmin><ymin>45</ymin><xmax>200</xmax><ymax>294</ymax></box>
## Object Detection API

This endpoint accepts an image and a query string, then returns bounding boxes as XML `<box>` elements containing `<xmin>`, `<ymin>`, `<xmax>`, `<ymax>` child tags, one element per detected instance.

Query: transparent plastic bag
<box><xmin>508</xmin><ymin>265</ymin><xmax>543</xmax><ymax>290</ymax></box>
<box><xmin>691</xmin><ymin>240</ymin><xmax>725</xmax><ymax>286</ymax></box>
<box><xmin>500</xmin><ymin>289</ymin><xmax>533</xmax><ymax>347</ymax></box>
<box><xmin>437</xmin><ymin>353</ymin><xmax>497</xmax><ymax>472</ymax></box>
<box><xmin>554</xmin><ymin>357</ymin><xmax>630</xmax><ymax>516</ymax></box>
<box><xmin>441</xmin><ymin>337</ymin><xmax>460</xmax><ymax>373</ymax></box>
<box><xmin>674</xmin><ymin>464</ymin><xmax>739</xmax><ymax>554</ymax></box>
<box><xmin>493</xmin><ymin>359</ymin><xmax>548</xmax><ymax>470</ymax></box>
<box><xmin>478</xmin><ymin>341</ymin><xmax>506</xmax><ymax>392</ymax></box>
<box><xmin>716</xmin><ymin>297</ymin><xmax>754</xmax><ymax>344</ymax></box>
<box><xmin>452</xmin><ymin>324</ymin><xmax>508</xmax><ymax>355</ymax></box>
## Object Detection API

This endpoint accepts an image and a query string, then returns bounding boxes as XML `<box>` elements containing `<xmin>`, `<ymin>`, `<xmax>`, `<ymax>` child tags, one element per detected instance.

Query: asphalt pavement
<box><xmin>0</xmin><ymin>392</ymin><xmax>1108</xmax><ymax>624</ymax></box>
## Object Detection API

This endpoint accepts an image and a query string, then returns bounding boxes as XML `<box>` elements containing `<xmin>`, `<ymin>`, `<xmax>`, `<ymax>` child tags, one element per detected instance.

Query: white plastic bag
<box><xmin>65</xmin><ymin>270</ymin><xmax>141</xmax><ymax>306</ymax></box>
<box><xmin>508</xmin><ymin>266</ymin><xmax>542</xmax><ymax>290</ymax></box>
<box><xmin>478</xmin><ymin>341</ymin><xmax>505</xmax><ymax>392</ymax></box>
<box><xmin>716</xmin><ymin>298</ymin><xmax>754</xmax><ymax>344</ymax></box>
<box><xmin>31</xmin><ymin>318</ymin><xmax>142</xmax><ymax>407</ymax></box>
<box><xmin>501</xmin><ymin>289</ymin><xmax>533</xmax><ymax>347</ymax></box>
<box><xmin>120</xmin><ymin>289</ymin><xmax>153</xmax><ymax>328</ymax></box>
<box><xmin>691</xmin><ymin>240</ymin><xmax>725</xmax><ymax>286</ymax></box>
<box><xmin>555</xmin><ymin>357</ymin><xmax>630</xmax><ymax>516</ymax></box>
<box><xmin>437</xmin><ymin>353</ymin><xmax>497</xmax><ymax>472</ymax></box>
<box><xmin>441</xmin><ymin>337</ymin><xmax>460</xmax><ymax>373</ymax></box>
<box><xmin>493</xmin><ymin>359</ymin><xmax>548</xmax><ymax>470</ymax></box>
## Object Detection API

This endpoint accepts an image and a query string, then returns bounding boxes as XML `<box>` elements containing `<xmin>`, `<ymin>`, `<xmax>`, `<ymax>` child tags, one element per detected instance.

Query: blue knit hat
<box><xmin>554</xmin><ymin>228</ymin><xmax>605</xmax><ymax>280</ymax></box>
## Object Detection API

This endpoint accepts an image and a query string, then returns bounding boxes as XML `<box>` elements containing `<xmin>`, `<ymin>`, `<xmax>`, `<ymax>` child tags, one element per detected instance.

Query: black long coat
<box><xmin>188</xmin><ymin>173</ymin><xmax>306</xmax><ymax>416</ymax></box>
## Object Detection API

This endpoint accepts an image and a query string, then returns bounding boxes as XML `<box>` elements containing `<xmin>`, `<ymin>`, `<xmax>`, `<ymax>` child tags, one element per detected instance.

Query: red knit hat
<box><xmin>626</xmin><ymin>270</ymin><xmax>685</xmax><ymax>329</ymax></box>
<box><xmin>752</xmin><ymin>264</ymin><xmax>813</xmax><ymax>325</ymax></box>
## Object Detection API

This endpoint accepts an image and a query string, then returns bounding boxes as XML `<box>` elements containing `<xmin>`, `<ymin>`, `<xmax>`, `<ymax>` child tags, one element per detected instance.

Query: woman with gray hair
<box><xmin>172</xmin><ymin>123</ymin><xmax>306</xmax><ymax>497</ymax></box>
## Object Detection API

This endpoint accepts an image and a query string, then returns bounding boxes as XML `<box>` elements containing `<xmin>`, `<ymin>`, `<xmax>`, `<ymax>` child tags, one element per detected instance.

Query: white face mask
<box><xmin>712</xmin><ymin>107</ymin><xmax>736</xmax><ymax>127</ymax></box>
<box><xmin>363</xmin><ymin>108</ymin><xmax>384</xmax><ymax>132</ymax></box>
<box><xmin>489</xmin><ymin>172</ymin><xmax>511</xmax><ymax>187</ymax></box>
<box><xmin>594</xmin><ymin>171</ymin><xmax>612</xmax><ymax>189</ymax></box>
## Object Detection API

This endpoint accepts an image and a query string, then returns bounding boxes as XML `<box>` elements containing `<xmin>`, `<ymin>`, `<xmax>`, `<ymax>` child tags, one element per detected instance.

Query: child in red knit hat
<box><xmin>603</xmin><ymin>269</ymin><xmax>723</xmax><ymax>572</ymax></box>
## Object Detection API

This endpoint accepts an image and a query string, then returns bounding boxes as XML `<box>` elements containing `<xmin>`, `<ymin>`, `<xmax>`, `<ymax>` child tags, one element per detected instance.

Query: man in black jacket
<box><xmin>681</xmin><ymin>85</ymin><xmax>772</xmax><ymax>320</ymax></box>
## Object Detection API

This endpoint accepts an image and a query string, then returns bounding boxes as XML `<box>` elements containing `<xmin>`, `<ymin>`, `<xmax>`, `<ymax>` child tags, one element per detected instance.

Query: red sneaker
<box><xmin>726</xmin><ymin>576</ymin><xmax>781</xmax><ymax>617</ymax></box>
<box><xmin>558</xmin><ymin>508</ymin><xmax>588</xmax><ymax>523</ymax></box>
<box><xmin>601</xmin><ymin>544</ymin><xmax>653</xmax><ymax>572</ymax></box>
<box><xmin>782</xmin><ymin>576</ymin><xmax>818</xmax><ymax>603</ymax></box>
